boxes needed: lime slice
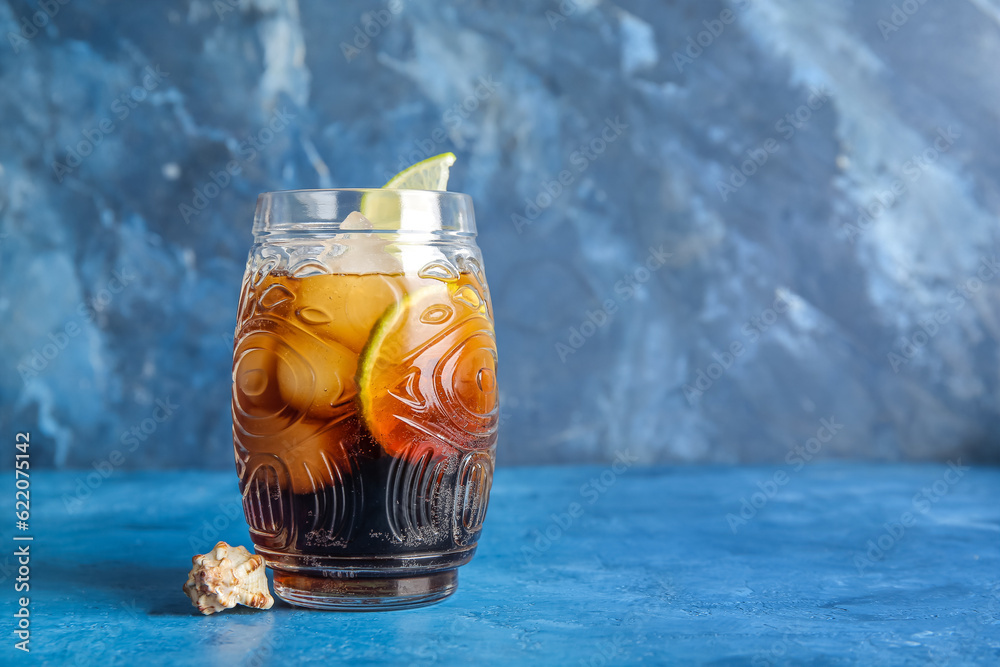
[360,153,457,228]
[357,276,499,461]
[383,152,456,190]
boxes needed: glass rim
[253,188,476,238]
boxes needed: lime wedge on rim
[383,152,456,189]
[360,153,457,228]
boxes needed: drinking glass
[231,189,498,610]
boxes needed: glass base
[272,569,458,611]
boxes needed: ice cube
[341,210,374,231]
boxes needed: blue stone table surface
[6,464,1000,666]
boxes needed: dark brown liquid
[241,420,489,556]
[232,267,497,559]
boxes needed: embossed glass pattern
[231,189,498,609]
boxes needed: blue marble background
[1,0,999,469]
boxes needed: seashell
[182,541,274,615]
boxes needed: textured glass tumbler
[231,189,499,610]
